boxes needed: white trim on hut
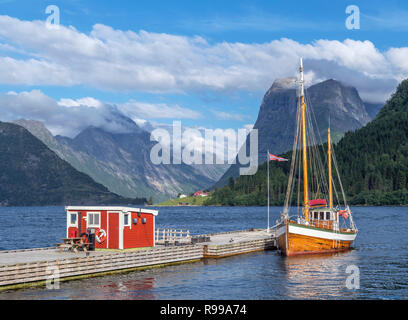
[65,206,158,216]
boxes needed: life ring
[96,229,107,243]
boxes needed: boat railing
[311,220,334,230]
[294,216,339,231]
[277,215,339,231]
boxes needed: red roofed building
[193,190,209,197]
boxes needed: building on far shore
[193,190,209,197]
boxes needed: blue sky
[0,0,408,136]
[2,0,407,47]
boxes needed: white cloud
[0,88,252,163]
[146,121,252,163]
[0,15,407,102]
[0,90,139,137]
[0,90,203,137]
[119,100,202,120]
[386,48,408,73]
[58,97,103,108]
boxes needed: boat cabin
[307,199,339,230]
[65,206,158,249]
[309,208,338,230]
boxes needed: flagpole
[267,150,270,233]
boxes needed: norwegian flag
[269,154,288,162]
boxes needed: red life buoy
[96,229,107,243]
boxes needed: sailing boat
[274,58,358,256]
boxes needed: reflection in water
[101,277,156,300]
[0,251,361,300]
[279,251,360,299]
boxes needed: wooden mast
[300,58,309,221]
[328,124,333,209]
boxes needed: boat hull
[276,221,357,256]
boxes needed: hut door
[108,212,120,249]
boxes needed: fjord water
[0,206,407,299]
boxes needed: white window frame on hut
[66,211,78,238]
[123,213,130,227]
[87,212,101,228]
[68,212,78,227]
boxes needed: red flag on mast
[269,154,288,162]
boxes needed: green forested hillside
[206,79,408,206]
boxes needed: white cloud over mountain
[0,15,406,102]
[0,90,201,137]
[0,90,249,163]
[119,100,202,121]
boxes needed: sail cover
[309,199,327,207]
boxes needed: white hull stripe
[275,223,356,242]
[289,225,357,241]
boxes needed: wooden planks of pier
[202,229,276,258]
[0,229,276,290]
[0,245,202,289]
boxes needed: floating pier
[0,229,276,290]
[202,229,276,258]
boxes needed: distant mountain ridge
[15,117,225,203]
[214,78,373,189]
[13,119,147,200]
[0,121,145,206]
[10,78,379,202]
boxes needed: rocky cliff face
[14,119,142,200]
[58,126,215,202]
[214,78,372,188]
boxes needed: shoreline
[1,204,408,208]
[150,204,408,208]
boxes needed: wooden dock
[202,229,276,258]
[0,229,276,290]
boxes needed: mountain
[206,79,408,206]
[57,126,216,202]
[15,117,220,202]
[214,78,372,189]
[0,121,146,206]
[13,119,148,201]
[364,102,384,119]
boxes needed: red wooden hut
[65,206,158,249]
